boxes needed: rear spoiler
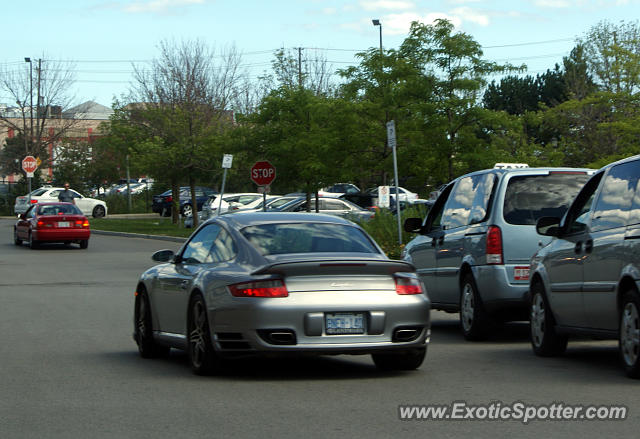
[251,258,416,276]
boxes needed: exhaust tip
[258,329,297,345]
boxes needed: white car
[14,186,108,218]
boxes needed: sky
[2,0,639,108]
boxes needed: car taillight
[76,220,90,227]
[30,199,38,204]
[486,225,503,265]
[228,279,289,298]
[394,276,424,295]
[166,196,173,203]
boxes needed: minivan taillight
[228,279,289,298]
[486,225,503,264]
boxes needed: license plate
[57,221,70,228]
[325,312,364,335]
[514,266,529,281]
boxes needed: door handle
[584,239,593,253]
[180,280,189,290]
[431,236,444,246]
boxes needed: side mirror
[536,216,561,237]
[404,217,423,233]
[19,214,26,220]
[152,249,175,262]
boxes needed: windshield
[241,223,379,255]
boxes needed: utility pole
[25,58,33,152]
[297,47,303,88]
[36,59,41,139]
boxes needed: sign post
[250,161,276,211]
[217,154,233,215]
[386,120,402,245]
[22,156,38,204]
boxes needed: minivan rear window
[503,173,591,225]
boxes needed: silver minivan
[529,155,640,378]
[403,166,593,340]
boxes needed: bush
[104,191,154,214]
[358,205,429,259]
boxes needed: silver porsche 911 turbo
[133,212,430,375]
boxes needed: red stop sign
[22,156,38,174]
[250,161,276,186]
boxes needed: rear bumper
[33,229,90,242]
[474,264,529,316]
[206,291,431,355]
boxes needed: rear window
[31,188,49,196]
[37,204,83,215]
[503,173,591,225]
[241,223,379,256]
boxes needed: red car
[14,202,91,249]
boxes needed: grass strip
[90,218,194,238]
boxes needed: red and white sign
[250,161,276,186]
[22,155,38,175]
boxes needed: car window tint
[181,224,222,264]
[564,172,603,235]
[469,174,496,224]
[31,188,48,196]
[324,200,345,210]
[210,228,237,263]
[241,223,379,255]
[71,190,82,198]
[629,175,640,226]
[503,172,591,225]
[50,190,61,197]
[591,161,639,231]
[441,176,474,229]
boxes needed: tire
[181,204,193,218]
[619,290,640,379]
[459,274,491,341]
[187,294,222,375]
[372,347,427,371]
[28,232,39,249]
[92,205,106,218]
[14,228,22,246]
[134,288,170,358]
[79,239,89,249]
[529,282,568,357]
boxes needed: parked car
[318,183,362,198]
[185,193,265,227]
[151,187,217,217]
[529,155,640,378]
[14,202,90,249]
[133,212,430,374]
[14,186,108,218]
[402,166,594,340]
[274,197,375,222]
[367,186,420,204]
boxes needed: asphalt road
[0,218,637,439]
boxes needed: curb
[91,229,187,243]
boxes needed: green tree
[398,19,523,182]
[580,20,640,94]
[122,39,244,226]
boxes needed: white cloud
[124,0,205,14]
[533,0,571,8]
[359,1,416,11]
[322,7,337,15]
[381,11,462,35]
[450,6,490,26]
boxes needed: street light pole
[372,19,382,55]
